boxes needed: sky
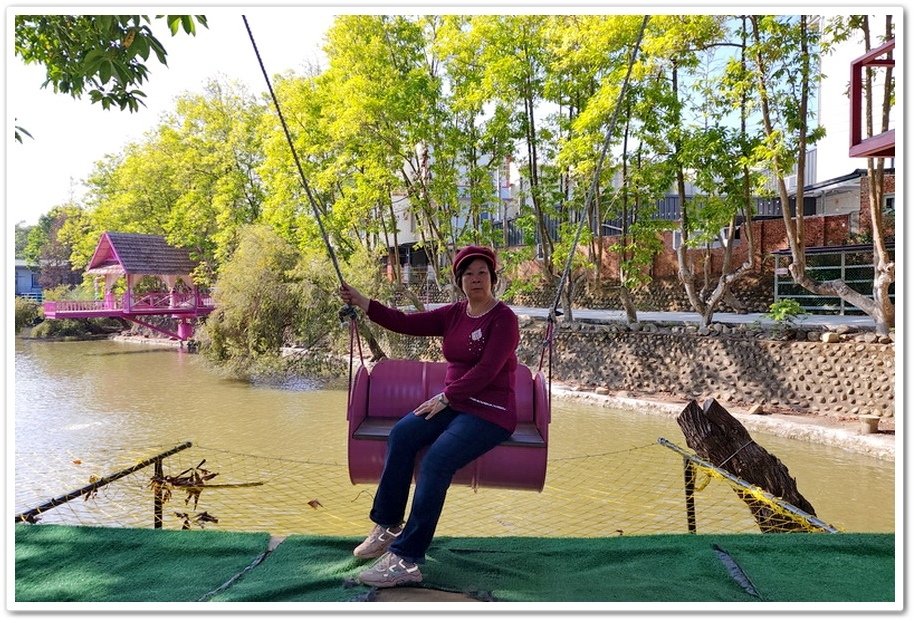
[5,3,906,235]
[7,3,894,230]
[7,1,657,230]
[8,7,339,228]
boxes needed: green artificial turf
[15,524,270,602]
[417,533,896,602]
[208,535,368,602]
[14,525,895,604]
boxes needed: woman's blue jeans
[368,408,511,564]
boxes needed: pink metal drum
[346,359,549,491]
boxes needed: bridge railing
[130,291,176,310]
[43,291,216,317]
[43,300,113,315]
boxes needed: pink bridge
[42,232,215,341]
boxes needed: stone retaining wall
[387,323,895,422]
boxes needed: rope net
[15,438,836,537]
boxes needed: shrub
[31,317,125,339]
[766,299,805,323]
[204,224,307,365]
[14,297,42,334]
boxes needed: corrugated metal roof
[88,232,197,275]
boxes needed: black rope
[548,15,650,318]
[242,15,347,289]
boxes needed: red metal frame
[849,39,895,158]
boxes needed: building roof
[86,232,197,276]
[772,237,894,256]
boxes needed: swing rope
[244,15,366,408]
[539,15,650,404]
[245,14,648,410]
[242,15,348,290]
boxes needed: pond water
[13,338,894,537]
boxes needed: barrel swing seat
[346,359,550,491]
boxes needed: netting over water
[14,438,835,537]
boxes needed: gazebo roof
[86,232,197,276]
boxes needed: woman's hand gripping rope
[338,282,370,312]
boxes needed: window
[883,194,895,219]
[671,227,739,251]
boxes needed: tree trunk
[750,15,893,333]
[619,283,638,324]
[358,323,388,362]
[676,398,818,532]
[560,278,574,323]
[721,289,747,313]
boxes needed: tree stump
[676,398,818,533]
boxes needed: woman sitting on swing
[338,245,520,588]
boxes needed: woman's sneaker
[353,524,403,559]
[358,551,423,588]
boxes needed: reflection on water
[14,339,894,536]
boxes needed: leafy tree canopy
[15,14,208,112]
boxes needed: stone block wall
[385,323,895,421]
[573,274,777,313]
[515,324,894,420]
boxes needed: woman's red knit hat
[452,245,498,279]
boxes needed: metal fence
[489,194,799,248]
[16,292,43,303]
[773,244,895,315]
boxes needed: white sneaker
[358,551,423,588]
[353,524,403,559]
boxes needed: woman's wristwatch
[437,393,449,406]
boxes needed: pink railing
[43,300,114,314]
[44,291,215,317]
[130,291,177,309]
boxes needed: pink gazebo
[42,232,215,341]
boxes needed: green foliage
[204,224,304,367]
[610,218,665,290]
[42,283,96,302]
[14,297,42,333]
[553,221,593,273]
[203,224,393,377]
[14,222,33,257]
[746,15,823,178]
[18,11,883,352]
[15,14,207,112]
[72,80,266,284]
[23,204,85,288]
[499,248,544,300]
[31,317,124,339]
[766,299,805,323]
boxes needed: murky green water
[13,338,894,537]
